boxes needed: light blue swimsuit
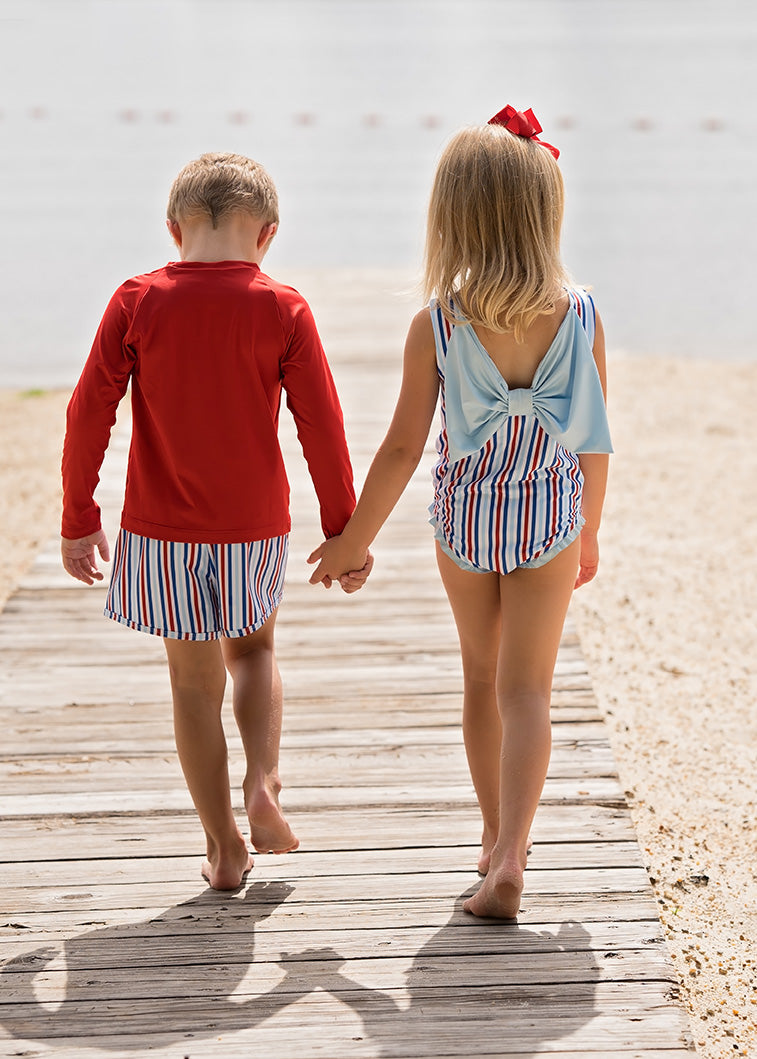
[429,289,613,574]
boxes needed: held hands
[61,530,110,585]
[574,528,599,589]
[338,551,374,594]
[307,536,373,593]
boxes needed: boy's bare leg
[464,539,580,919]
[163,638,253,890]
[435,545,502,874]
[221,613,299,855]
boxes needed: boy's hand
[307,536,370,591]
[61,530,110,585]
[574,528,599,589]
[338,551,374,594]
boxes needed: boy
[61,152,359,890]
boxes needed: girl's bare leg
[435,544,503,874]
[464,539,580,919]
[163,638,252,890]
[221,613,299,855]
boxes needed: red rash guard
[62,261,356,543]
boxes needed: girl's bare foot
[464,859,524,919]
[478,847,493,875]
[478,835,532,876]
[201,833,253,890]
[246,783,299,854]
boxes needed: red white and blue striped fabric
[105,530,288,640]
[429,291,593,574]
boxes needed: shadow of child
[1,880,297,1046]
[278,890,601,1056]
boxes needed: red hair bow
[488,105,560,159]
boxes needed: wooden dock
[0,284,694,1057]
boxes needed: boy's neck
[170,213,276,266]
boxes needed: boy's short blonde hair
[423,125,570,340]
[167,152,279,229]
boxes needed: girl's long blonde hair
[423,124,570,341]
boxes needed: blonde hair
[423,125,570,340]
[167,152,279,229]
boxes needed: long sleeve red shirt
[62,261,355,543]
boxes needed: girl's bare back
[471,292,571,389]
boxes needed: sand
[569,354,757,1057]
[0,390,71,613]
[1,353,755,1057]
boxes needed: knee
[463,665,498,694]
[496,683,551,716]
[167,657,226,699]
[460,644,499,689]
[164,641,226,709]
[222,633,276,677]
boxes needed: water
[1,0,755,386]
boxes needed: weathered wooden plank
[0,742,620,796]
[0,771,619,804]
[0,1044,698,1059]
[1,866,654,916]
[0,776,626,817]
[1,914,664,953]
[1,948,678,1001]
[0,720,611,757]
[0,675,594,704]
[0,625,582,675]
[1,737,613,764]
[1,893,664,940]
[0,982,693,1055]
[0,670,597,707]
[0,842,647,890]
[0,615,586,660]
[0,803,638,860]
[0,628,587,665]
[0,700,604,739]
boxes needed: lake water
[0,0,755,386]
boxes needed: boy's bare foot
[201,834,253,890]
[246,785,299,854]
[464,861,524,919]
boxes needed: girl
[308,107,612,919]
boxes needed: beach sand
[1,351,755,1057]
[0,390,71,614]
[570,354,757,1057]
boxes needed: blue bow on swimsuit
[442,302,614,463]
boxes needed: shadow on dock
[2,881,599,1052]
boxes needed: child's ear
[258,222,277,249]
[166,218,182,247]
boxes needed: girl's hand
[307,536,370,590]
[61,530,110,585]
[574,528,599,588]
[338,551,374,594]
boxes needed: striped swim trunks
[105,529,289,640]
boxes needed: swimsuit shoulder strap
[428,298,455,374]
[567,287,596,348]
